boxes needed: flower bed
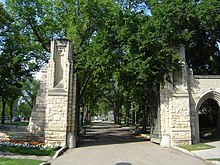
[0,140,60,156]
[0,140,59,150]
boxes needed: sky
[34,71,41,80]
[0,0,5,4]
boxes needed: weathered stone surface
[159,45,220,147]
[28,39,78,147]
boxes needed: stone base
[160,135,171,147]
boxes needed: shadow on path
[77,122,147,148]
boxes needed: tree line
[0,0,219,132]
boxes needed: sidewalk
[175,141,220,165]
[192,141,220,165]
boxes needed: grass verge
[0,157,43,165]
[0,146,56,156]
[180,143,215,151]
[1,121,29,126]
[207,158,220,162]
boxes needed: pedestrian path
[51,122,208,165]
[191,141,220,165]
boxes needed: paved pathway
[192,140,220,159]
[51,122,209,165]
[192,140,220,165]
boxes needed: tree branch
[79,71,93,98]
[28,21,50,53]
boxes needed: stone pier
[157,45,220,147]
[29,39,78,147]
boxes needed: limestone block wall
[169,94,191,146]
[160,70,220,146]
[160,83,192,146]
[160,45,192,147]
[189,75,220,143]
[29,67,47,135]
[44,94,68,146]
[191,76,220,98]
[29,39,77,147]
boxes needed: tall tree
[3,0,220,128]
[146,0,220,74]
[0,3,40,123]
[7,86,21,122]
[21,79,40,110]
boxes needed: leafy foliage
[1,0,219,128]
[0,4,42,123]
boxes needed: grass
[180,143,215,151]
[142,133,150,136]
[2,121,29,126]
[0,157,43,165]
[207,158,220,162]
[0,146,56,156]
[0,121,29,126]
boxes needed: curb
[40,146,68,165]
[53,146,68,159]
[140,134,151,140]
[206,161,220,165]
[173,146,220,165]
[173,146,195,157]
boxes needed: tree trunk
[132,111,135,125]
[217,107,220,135]
[114,110,117,124]
[142,106,147,133]
[1,97,7,124]
[84,105,91,123]
[113,104,119,124]
[114,108,120,124]
[81,111,84,127]
[75,72,81,138]
[9,100,14,122]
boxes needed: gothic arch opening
[195,91,220,142]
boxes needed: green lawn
[0,146,56,156]
[180,143,215,151]
[207,158,220,162]
[0,157,43,165]
[2,121,29,126]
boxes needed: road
[51,122,209,165]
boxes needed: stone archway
[158,45,220,147]
[194,91,220,143]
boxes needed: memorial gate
[29,41,220,148]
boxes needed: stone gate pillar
[160,45,192,147]
[29,39,78,147]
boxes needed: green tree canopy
[2,0,219,127]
